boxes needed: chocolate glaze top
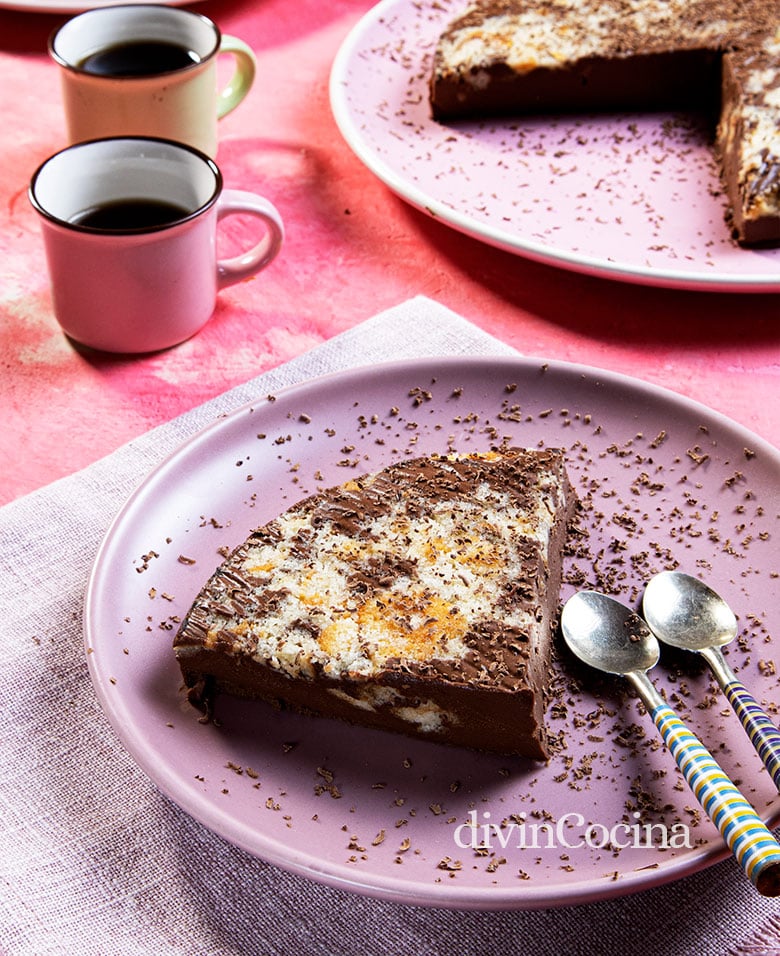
[174,447,577,693]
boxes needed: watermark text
[454,810,692,851]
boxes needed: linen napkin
[1,296,777,956]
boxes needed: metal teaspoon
[643,570,780,795]
[561,589,780,896]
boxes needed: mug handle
[216,36,256,119]
[216,189,284,289]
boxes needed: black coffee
[77,40,200,77]
[70,198,190,231]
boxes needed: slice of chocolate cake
[173,447,577,759]
[429,0,780,246]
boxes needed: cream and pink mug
[29,137,284,354]
[49,5,256,157]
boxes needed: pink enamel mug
[29,137,284,354]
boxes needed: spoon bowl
[560,589,659,675]
[643,570,737,652]
[643,570,780,797]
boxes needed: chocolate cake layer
[174,447,577,759]
[429,0,780,246]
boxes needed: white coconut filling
[439,3,737,77]
[327,686,451,731]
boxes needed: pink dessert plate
[329,0,780,292]
[84,356,780,909]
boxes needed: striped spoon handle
[701,645,780,794]
[629,670,780,896]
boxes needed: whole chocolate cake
[174,447,577,759]
[429,0,780,246]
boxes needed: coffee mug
[49,5,256,157]
[29,137,284,354]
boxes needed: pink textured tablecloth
[0,0,779,506]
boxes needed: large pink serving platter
[85,357,780,908]
[329,0,780,291]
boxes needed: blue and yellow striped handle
[722,679,780,794]
[653,704,780,895]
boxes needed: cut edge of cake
[428,0,780,247]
